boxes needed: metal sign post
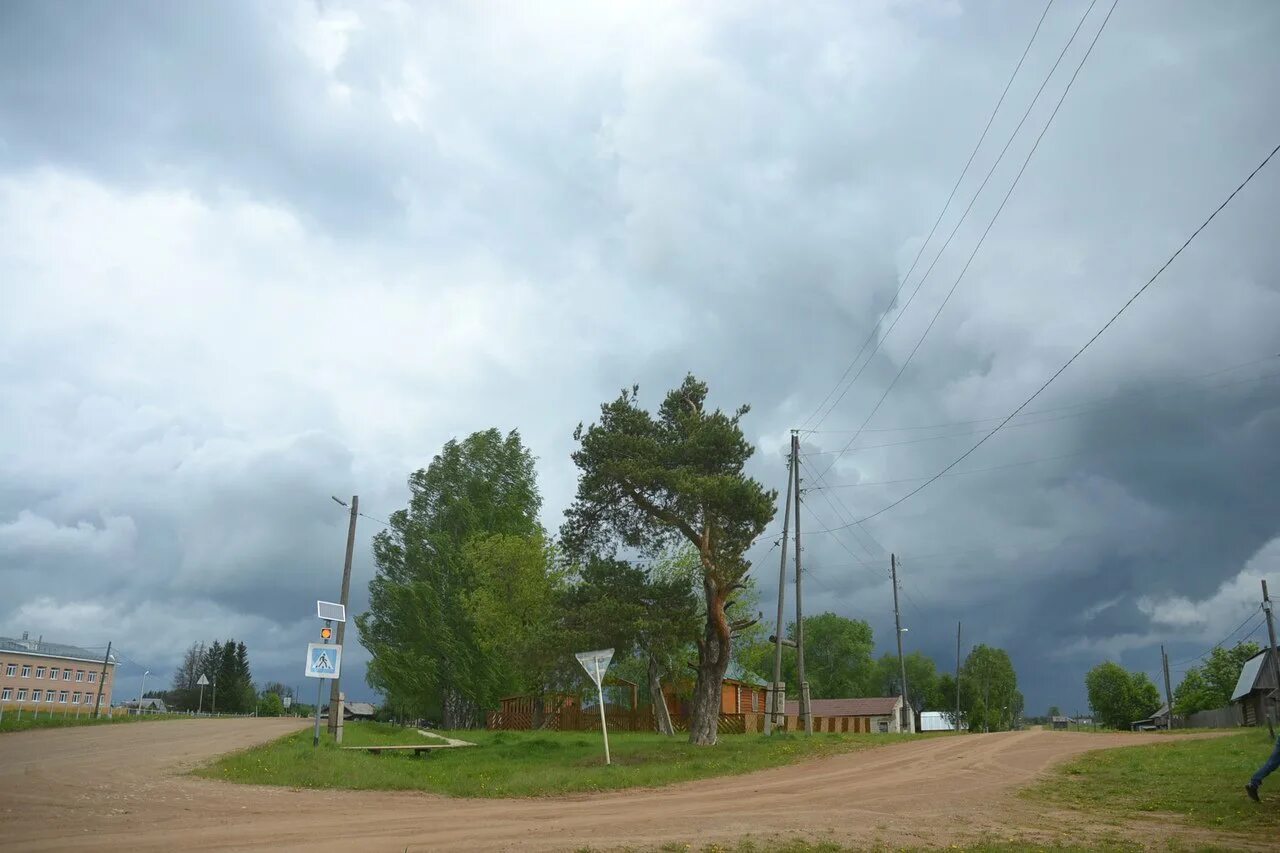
[306,606,344,747]
[196,674,209,715]
[575,648,614,766]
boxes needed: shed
[1232,648,1279,727]
[1050,716,1072,730]
[661,661,769,718]
[784,696,914,733]
[1130,704,1171,731]
[920,710,964,731]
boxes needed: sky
[1,0,1278,715]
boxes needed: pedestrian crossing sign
[305,643,342,679]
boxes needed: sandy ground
[0,719,1245,852]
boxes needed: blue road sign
[305,643,342,679]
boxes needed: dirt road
[0,720,1219,851]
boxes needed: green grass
[0,710,188,733]
[1026,728,1280,832]
[604,837,1209,852]
[196,722,934,797]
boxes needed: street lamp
[137,670,150,716]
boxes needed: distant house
[344,701,377,720]
[784,696,915,733]
[1050,716,1072,730]
[1232,649,1279,727]
[323,700,378,721]
[1130,704,1171,731]
[123,697,167,713]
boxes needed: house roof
[724,661,767,687]
[1232,650,1273,702]
[784,697,902,717]
[345,701,377,716]
[0,636,115,666]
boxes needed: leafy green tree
[1047,705,1061,718]
[1172,666,1217,716]
[257,691,284,717]
[561,376,776,745]
[357,429,542,727]
[960,645,1020,732]
[560,548,702,734]
[739,613,877,701]
[464,532,568,709]
[1203,642,1262,705]
[872,650,941,713]
[1085,662,1161,729]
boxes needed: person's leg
[1248,734,1280,794]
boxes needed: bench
[342,744,442,757]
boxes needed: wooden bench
[342,744,441,757]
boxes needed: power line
[815,0,1118,482]
[801,0,1058,432]
[801,355,1279,437]
[1170,607,1264,669]
[855,137,1280,526]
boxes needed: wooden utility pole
[1263,580,1280,737]
[1160,645,1174,731]
[767,438,794,735]
[91,642,111,718]
[955,621,962,733]
[792,432,811,735]
[329,495,358,741]
[891,554,909,729]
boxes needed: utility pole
[92,642,111,719]
[792,432,811,735]
[891,554,909,730]
[955,621,962,733]
[329,495,358,741]
[767,438,794,735]
[1263,580,1280,737]
[1160,645,1174,731]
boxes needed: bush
[257,692,285,717]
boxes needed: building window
[1,688,11,701]
[59,691,68,703]
[31,689,42,702]
[4,664,14,677]
[16,689,27,701]
[87,671,98,683]
[76,670,84,681]
[21,665,31,677]
[63,668,72,680]
[35,666,46,678]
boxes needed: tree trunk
[648,653,675,736]
[688,580,732,745]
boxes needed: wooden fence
[486,707,749,734]
[1182,705,1243,729]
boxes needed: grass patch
[196,723,934,797]
[616,837,1180,852]
[1026,728,1280,832]
[0,710,188,733]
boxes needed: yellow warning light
[320,626,332,640]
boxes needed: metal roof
[0,636,115,665]
[724,661,767,687]
[1232,650,1269,702]
[785,696,902,717]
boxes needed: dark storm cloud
[1,0,1278,711]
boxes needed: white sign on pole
[575,649,614,686]
[305,643,343,679]
[196,674,209,686]
[575,648,614,765]
[316,600,347,623]
[283,696,293,709]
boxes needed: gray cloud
[1,0,1278,713]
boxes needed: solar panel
[316,600,347,623]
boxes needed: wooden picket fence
[486,706,749,734]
